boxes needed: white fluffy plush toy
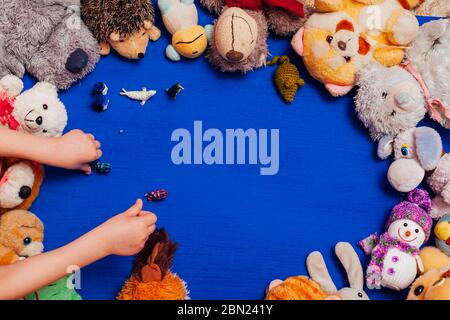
[355,19,450,141]
[0,75,68,137]
[0,75,68,211]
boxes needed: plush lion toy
[292,0,421,97]
[117,228,189,300]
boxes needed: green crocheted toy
[268,56,305,103]
[25,275,82,300]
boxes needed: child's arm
[0,127,102,174]
[0,199,157,300]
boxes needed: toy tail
[133,228,178,282]
[267,56,290,66]
[120,89,127,96]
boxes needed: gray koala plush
[355,19,450,141]
[0,0,99,90]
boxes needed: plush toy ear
[325,83,354,97]
[291,27,305,56]
[32,82,58,97]
[110,32,121,42]
[335,242,364,290]
[414,127,443,171]
[377,135,394,159]
[306,251,338,294]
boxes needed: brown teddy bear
[0,210,44,266]
[200,0,311,73]
[81,0,161,60]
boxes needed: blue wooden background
[23,9,445,300]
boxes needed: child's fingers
[139,211,158,227]
[94,140,101,149]
[87,134,95,141]
[124,199,143,217]
[81,164,92,175]
[96,149,103,159]
[147,224,156,235]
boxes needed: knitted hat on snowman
[386,189,433,241]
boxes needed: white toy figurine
[360,189,433,291]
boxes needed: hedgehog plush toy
[81,0,161,60]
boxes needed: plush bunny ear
[306,251,337,294]
[414,127,443,171]
[335,242,364,290]
[377,135,394,159]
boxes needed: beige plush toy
[407,247,450,300]
[0,210,44,266]
[291,0,421,97]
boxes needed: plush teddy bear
[0,0,99,90]
[81,0,161,60]
[291,0,420,97]
[158,0,214,62]
[267,242,369,300]
[355,19,450,141]
[407,247,450,300]
[200,0,310,73]
[378,126,450,219]
[359,189,433,291]
[0,75,67,213]
[435,215,450,256]
[0,210,44,265]
[117,228,189,300]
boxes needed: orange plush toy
[117,229,189,300]
[265,276,329,300]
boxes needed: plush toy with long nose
[359,189,433,291]
[378,126,450,219]
[355,19,450,141]
[200,0,310,73]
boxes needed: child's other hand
[98,199,157,256]
[52,129,102,174]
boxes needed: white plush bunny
[306,242,369,300]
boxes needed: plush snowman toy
[360,189,433,291]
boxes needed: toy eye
[415,229,419,233]
[42,129,47,133]
[382,92,388,99]
[358,292,363,298]
[326,35,333,43]
[344,56,351,62]
[401,147,409,156]
[403,223,408,227]
[43,104,48,110]
[23,237,32,245]
[414,285,424,296]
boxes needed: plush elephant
[378,127,450,219]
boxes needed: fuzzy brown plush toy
[200,0,311,73]
[117,228,189,300]
[0,210,44,265]
[81,0,161,60]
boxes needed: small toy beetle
[90,161,112,174]
[145,189,168,202]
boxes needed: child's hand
[97,199,157,256]
[51,129,102,174]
